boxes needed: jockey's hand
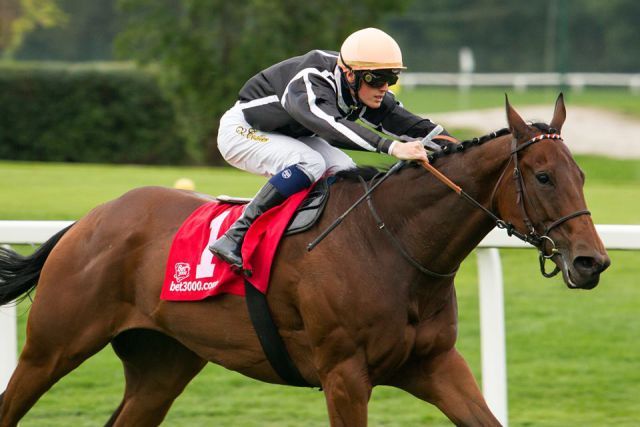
[390,140,429,163]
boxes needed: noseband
[499,133,591,277]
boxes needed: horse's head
[494,94,610,289]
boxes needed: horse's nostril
[575,256,595,270]
[574,255,610,274]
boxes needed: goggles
[360,70,400,88]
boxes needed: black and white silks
[237,50,441,155]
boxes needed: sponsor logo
[282,169,292,179]
[235,126,269,143]
[169,280,219,292]
[174,262,190,283]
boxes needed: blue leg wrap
[268,165,313,197]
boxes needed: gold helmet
[339,27,405,71]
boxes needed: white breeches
[217,103,356,181]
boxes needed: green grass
[2,155,639,426]
[1,162,265,220]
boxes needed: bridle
[361,131,591,279]
[494,132,591,277]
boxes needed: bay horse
[0,95,609,426]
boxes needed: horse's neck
[378,135,512,278]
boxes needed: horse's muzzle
[562,251,611,289]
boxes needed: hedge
[0,63,186,164]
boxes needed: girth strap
[244,279,312,387]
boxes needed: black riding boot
[209,182,286,268]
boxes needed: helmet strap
[339,52,362,106]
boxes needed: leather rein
[362,132,591,279]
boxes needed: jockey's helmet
[338,27,405,72]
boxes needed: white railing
[1,221,639,426]
[0,221,74,392]
[475,224,640,425]
[401,72,640,92]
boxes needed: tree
[0,0,66,57]
[14,0,122,61]
[386,0,640,73]
[115,0,409,165]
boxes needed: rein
[310,130,591,281]
[423,132,590,278]
[356,131,591,280]
[358,175,458,279]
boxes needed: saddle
[216,177,330,236]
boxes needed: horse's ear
[505,94,528,139]
[550,92,566,133]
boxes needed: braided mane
[335,123,554,182]
[427,128,510,162]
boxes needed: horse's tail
[0,224,73,305]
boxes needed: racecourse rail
[400,72,640,92]
[1,221,639,426]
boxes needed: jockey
[210,27,450,268]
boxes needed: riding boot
[209,182,286,268]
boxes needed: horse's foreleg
[392,349,501,427]
[106,329,207,427]
[320,356,371,427]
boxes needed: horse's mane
[335,123,553,182]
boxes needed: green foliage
[11,0,640,74]
[9,1,639,165]
[387,0,640,72]
[114,0,411,164]
[0,62,186,164]
[14,0,121,61]
[0,0,67,56]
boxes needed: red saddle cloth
[160,188,312,301]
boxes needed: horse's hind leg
[0,314,111,426]
[106,329,206,427]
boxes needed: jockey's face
[345,70,388,109]
[358,78,388,109]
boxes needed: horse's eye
[536,172,551,184]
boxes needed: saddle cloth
[160,183,327,301]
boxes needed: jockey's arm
[361,92,451,142]
[282,74,396,154]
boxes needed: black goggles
[360,70,400,88]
